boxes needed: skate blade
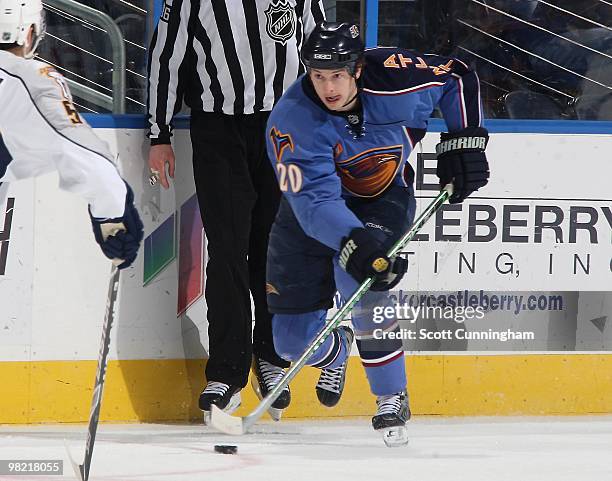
[203,392,241,426]
[251,377,284,421]
[380,426,409,447]
[267,407,283,422]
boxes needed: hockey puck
[214,444,237,454]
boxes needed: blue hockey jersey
[266,47,484,251]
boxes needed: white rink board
[403,133,612,291]
[0,129,203,362]
[0,129,610,362]
[0,179,35,360]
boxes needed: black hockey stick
[210,185,453,435]
[66,225,124,481]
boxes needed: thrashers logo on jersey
[265,0,296,45]
[335,145,403,197]
[269,126,294,162]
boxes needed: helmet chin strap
[340,84,359,109]
[24,34,42,59]
[23,18,46,59]
[23,39,35,59]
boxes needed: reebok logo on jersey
[436,136,487,155]
[265,0,296,46]
[339,239,357,270]
[365,222,393,235]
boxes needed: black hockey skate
[251,356,291,421]
[316,326,354,407]
[199,381,241,425]
[372,390,411,447]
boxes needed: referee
[146,0,324,420]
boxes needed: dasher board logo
[265,0,296,45]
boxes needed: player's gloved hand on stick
[339,228,408,292]
[436,126,490,204]
[90,183,144,269]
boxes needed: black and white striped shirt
[148,0,324,144]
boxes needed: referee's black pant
[190,111,289,388]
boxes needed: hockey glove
[436,126,490,204]
[339,228,408,292]
[90,183,144,269]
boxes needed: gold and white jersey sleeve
[0,51,126,219]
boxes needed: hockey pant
[272,258,406,396]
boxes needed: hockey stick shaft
[78,265,120,481]
[240,187,452,431]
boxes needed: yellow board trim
[1,355,611,424]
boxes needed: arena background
[1,0,611,423]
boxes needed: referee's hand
[148,144,175,189]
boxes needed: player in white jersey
[0,0,143,267]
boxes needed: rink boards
[0,118,611,423]
[1,355,612,423]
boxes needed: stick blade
[209,405,245,435]
[63,440,85,481]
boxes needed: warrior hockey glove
[436,126,490,204]
[90,183,144,269]
[339,228,408,292]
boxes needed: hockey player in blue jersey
[265,22,489,446]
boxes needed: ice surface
[0,416,611,481]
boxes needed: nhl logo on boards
[265,0,296,45]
